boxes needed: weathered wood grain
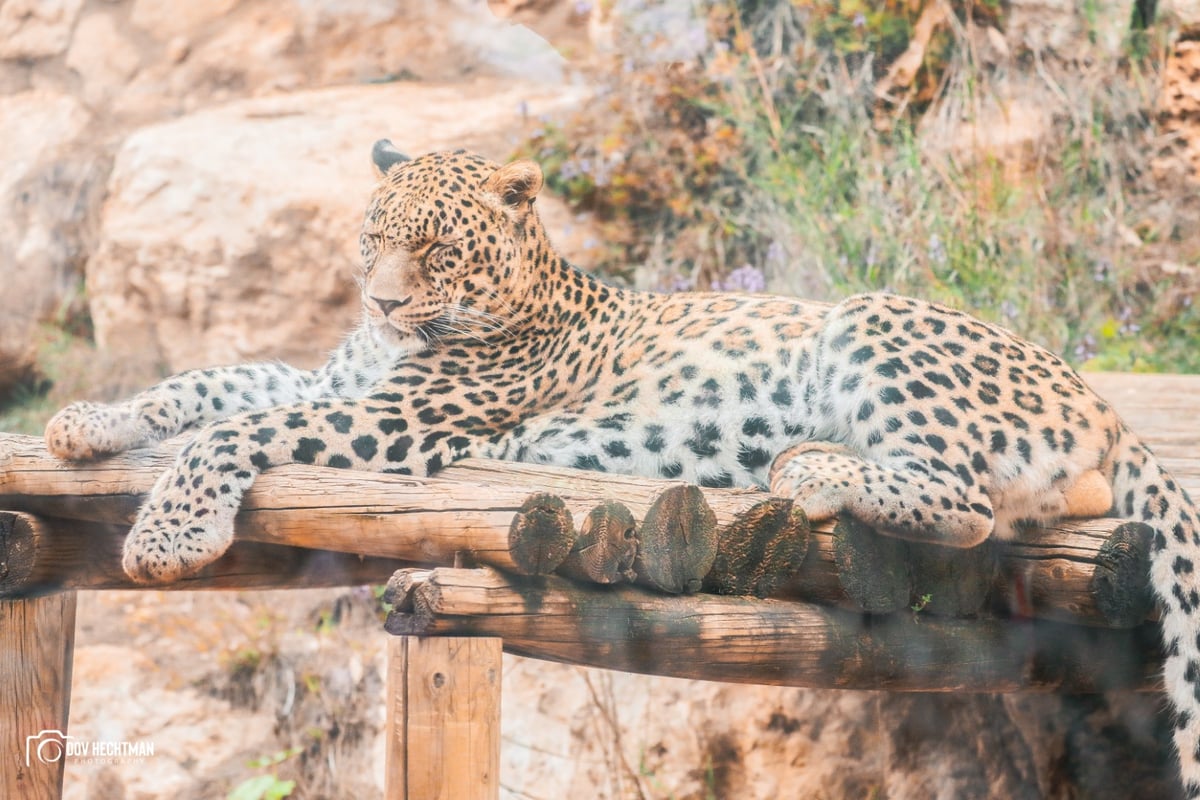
[0,372,1195,626]
[0,591,76,800]
[383,567,1163,693]
[0,435,795,590]
[385,636,501,800]
[0,510,418,595]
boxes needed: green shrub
[522,0,1199,372]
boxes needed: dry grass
[521,0,1200,371]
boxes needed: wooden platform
[0,370,1196,799]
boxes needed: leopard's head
[359,141,548,352]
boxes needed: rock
[499,656,884,799]
[128,0,241,39]
[65,12,143,108]
[488,0,593,64]
[932,80,1052,177]
[0,0,85,60]
[1162,0,1200,25]
[86,80,588,371]
[112,0,577,123]
[1006,0,1128,56]
[63,643,279,800]
[0,90,100,392]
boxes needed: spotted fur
[44,144,1200,794]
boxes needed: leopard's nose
[371,295,412,316]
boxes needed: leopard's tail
[1108,423,1200,797]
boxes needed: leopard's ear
[483,159,543,220]
[372,139,410,177]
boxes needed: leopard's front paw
[769,465,846,523]
[768,442,861,523]
[44,401,136,461]
[122,507,234,584]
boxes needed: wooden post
[385,636,502,800]
[0,591,76,800]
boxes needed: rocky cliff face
[0,0,588,378]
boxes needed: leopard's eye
[360,233,382,272]
[361,233,383,251]
[425,240,460,262]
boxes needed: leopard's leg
[768,441,995,548]
[45,324,393,461]
[1044,469,1114,518]
[45,363,322,461]
[122,395,470,583]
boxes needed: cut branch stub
[633,485,717,594]
[558,501,638,584]
[0,511,55,592]
[1090,521,1155,628]
[507,493,575,575]
[383,568,436,635]
[833,514,910,613]
[704,499,810,597]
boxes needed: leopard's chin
[368,318,430,356]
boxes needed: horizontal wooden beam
[383,567,1163,693]
[0,433,1166,628]
[0,434,801,595]
[0,510,415,595]
[780,515,1156,628]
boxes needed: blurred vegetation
[519,0,1200,372]
[2,0,1196,437]
[0,294,155,434]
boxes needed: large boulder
[86,79,588,371]
[66,0,576,124]
[0,89,101,398]
[0,0,85,61]
[0,0,592,395]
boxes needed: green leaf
[226,775,296,800]
[266,779,297,800]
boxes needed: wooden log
[557,501,638,584]
[448,461,799,595]
[830,515,911,613]
[0,435,790,583]
[0,432,1173,624]
[777,515,1155,628]
[632,484,717,594]
[385,635,501,800]
[818,515,999,617]
[704,499,810,597]
[0,510,417,597]
[506,493,575,576]
[997,520,1155,628]
[0,591,76,800]
[383,567,1162,693]
[908,536,999,617]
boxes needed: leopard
[44,141,1200,794]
